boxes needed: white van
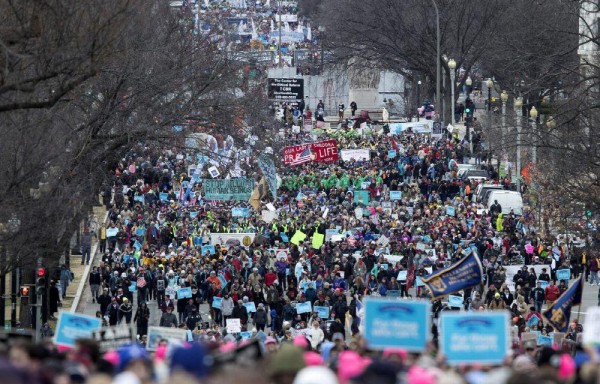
[486,190,524,215]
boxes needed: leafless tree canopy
[0,0,259,273]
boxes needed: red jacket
[545,285,560,301]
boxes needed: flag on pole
[542,275,583,332]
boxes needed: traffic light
[36,267,47,296]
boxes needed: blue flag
[421,249,484,299]
[542,275,583,332]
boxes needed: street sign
[268,78,304,102]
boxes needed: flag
[421,249,484,299]
[543,275,583,332]
[390,138,399,151]
[290,146,312,165]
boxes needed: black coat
[49,286,60,314]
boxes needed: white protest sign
[226,318,242,333]
[208,166,220,178]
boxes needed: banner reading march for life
[421,249,484,299]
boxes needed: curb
[71,211,109,313]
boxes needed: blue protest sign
[218,274,228,289]
[281,233,289,243]
[189,211,198,219]
[202,178,254,201]
[354,190,370,204]
[243,302,256,313]
[134,195,144,203]
[212,297,223,309]
[538,334,553,346]
[526,315,539,328]
[159,193,169,201]
[232,208,250,217]
[54,312,102,347]
[177,287,192,299]
[314,306,330,319]
[240,331,254,341]
[129,282,137,292]
[448,295,464,308]
[416,277,425,287]
[361,182,370,190]
[201,245,216,255]
[440,312,509,365]
[556,269,571,281]
[135,227,145,237]
[397,270,407,281]
[388,150,397,159]
[538,280,549,289]
[296,301,312,314]
[364,299,430,351]
[390,191,402,200]
[446,206,456,216]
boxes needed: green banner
[202,178,254,201]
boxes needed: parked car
[486,190,524,215]
[475,183,504,203]
[462,169,489,183]
[457,164,478,178]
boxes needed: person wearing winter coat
[489,293,506,310]
[309,320,325,350]
[159,307,178,328]
[221,294,235,325]
[133,302,150,337]
[254,303,269,331]
[119,298,133,324]
[106,298,120,326]
[231,300,249,325]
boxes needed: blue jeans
[81,246,91,264]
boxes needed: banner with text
[282,140,339,166]
[210,233,256,248]
[202,178,254,201]
[340,149,370,162]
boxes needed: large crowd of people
[2,112,599,383]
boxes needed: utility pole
[278,0,282,68]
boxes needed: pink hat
[558,354,576,380]
[293,335,309,349]
[103,350,120,366]
[407,366,435,384]
[337,351,370,384]
[155,345,167,362]
[303,351,324,366]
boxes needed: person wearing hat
[268,344,306,384]
[159,306,178,328]
[255,303,269,332]
[119,297,133,324]
[488,292,506,310]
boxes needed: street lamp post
[430,0,441,120]
[466,76,472,97]
[514,97,523,192]
[416,79,422,121]
[486,79,493,166]
[448,59,457,124]
[500,90,509,176]
[278,0,282,68]
[530,106,538,164]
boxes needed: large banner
[388,121,433,135]
[340,149,370,162]
[282,140,339,166]
[202,178,254,200]
[268,78,304,102]
[210,233,256,248]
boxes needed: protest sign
[446,206,456,216]
[210,233,255,248]
[177,287,192,299]
[538,280,549,289]
[390,191,402,200]
[556,269,571,281]
[243,302,257,313]
[147,327,187,351]
[296,301,312,314]
[448,295,464,308]
[314,306,330,319]
[325,229,339,242]
[232,208,250,217]
[388,150,397,159]
[159,193,169,201]
[340,149,370,162]
[258,153,279,200]
[208,166,220,178]
[290,230,307,246]
[240,331,254,341]
[538,334,553,346]
[226,319,242,333]
[583,307,600,346]
[202,179,254,201]
[282,140,339,165]
[526,315,539,328]
[354,190,369,204]
[106,228,118,237]
[212,297,223,309]
[201,245,216,255]
[92,326,135,352]
[261,210,278,223]
[364,299,430,351]
[54,312,102,348]
[440,312,509,365]
[397,270,407,281]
